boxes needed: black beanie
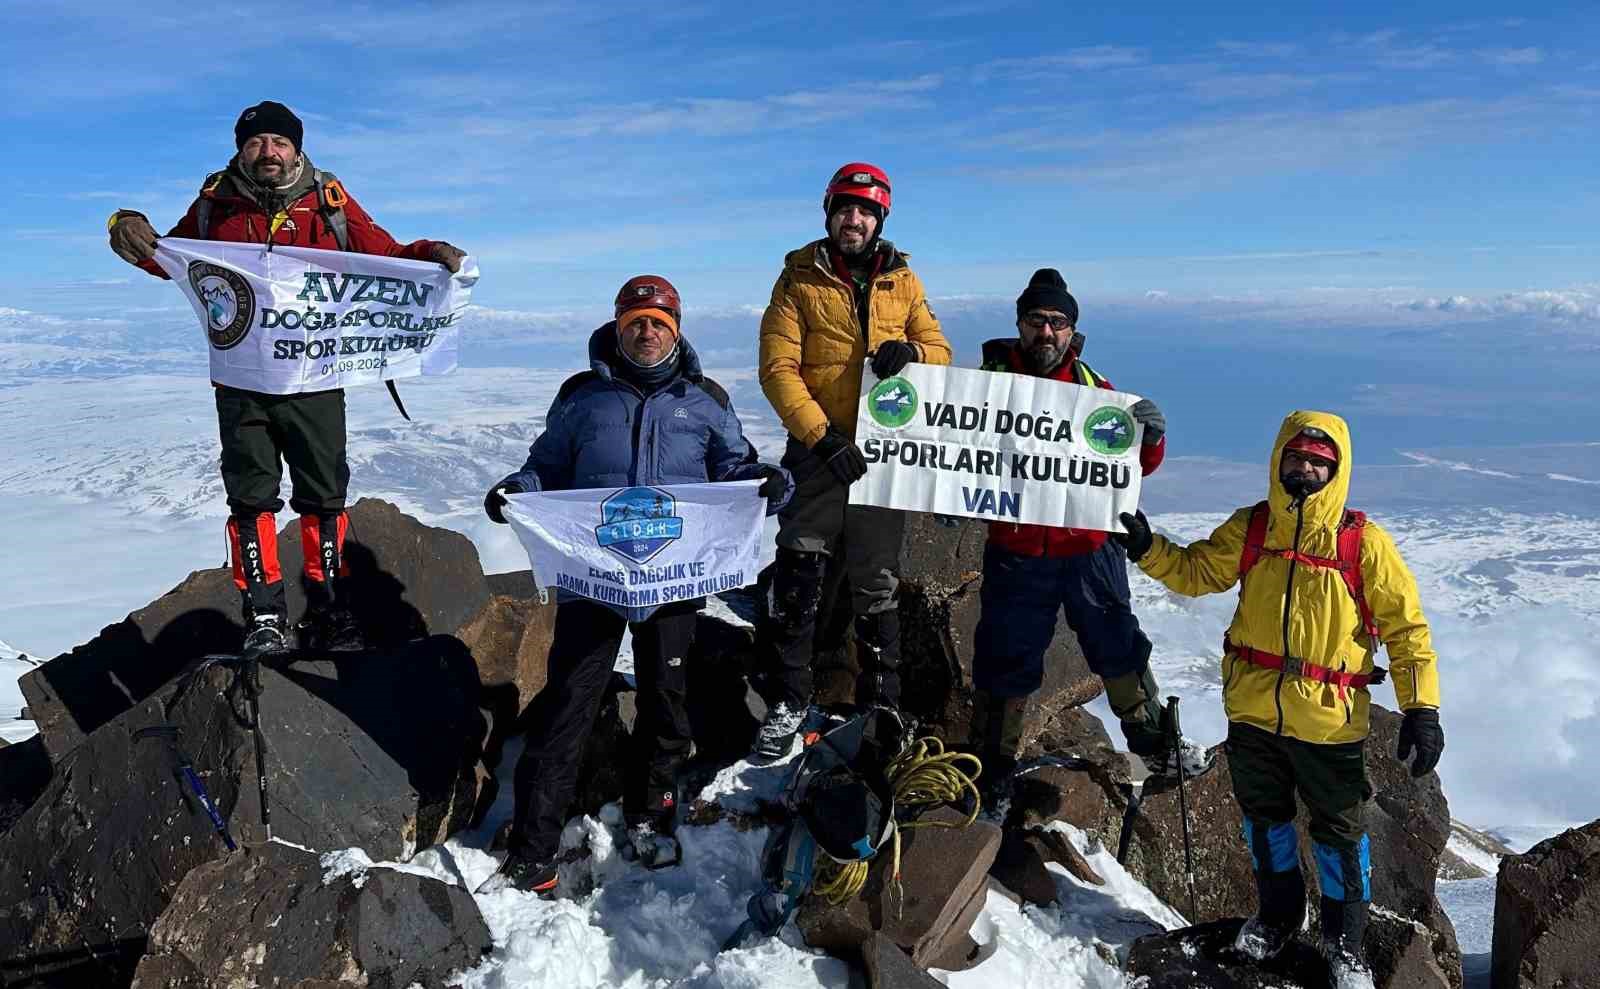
[235,101,303,151]
[1015,268,1079,324]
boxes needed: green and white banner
[154,237,477,394]
[848,363,1146,531]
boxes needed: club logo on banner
[504,481,766,618]
[187,261,255,350]
[868,376,918,429]
[153,237,477,395]
[1085,405,1136,455]
[595,487,685,564]
[849,363,1148,532]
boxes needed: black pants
[1227,720,1374,909]
[509,598,699,863]
[764,437,905,709]
[216,385,349,516]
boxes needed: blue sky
[2,1,1597,458]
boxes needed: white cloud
[1398,287,1600,321]
[1481,47,1544,66]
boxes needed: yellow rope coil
[810,736,984,908]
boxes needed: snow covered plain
[3,339,1597,984]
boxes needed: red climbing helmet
[614,275,682,322]
[823,162,892,219]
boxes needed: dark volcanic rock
[860,931,949,988]
[1491,817,1600,989]
[0,734,50,838]
[1126,912,1452,989]
[1092,706,1461,986]
[19,499,491,760]
[0,642,486,970]
[799,806,1002,968]
[895,514,1101,743]
[130,842,490,988]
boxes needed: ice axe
[1166,695,1198,921]
[134,725,237,852]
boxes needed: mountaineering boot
[298,511,364,652]
[753,701,806,760]
[1107,665,1217,781]
[229,511,291,658]
[1317,840,1374,988]
[475,847,587,897]
[1140,736,1217,781]
[1234,866,1308,961]
[622,817,683,870]
[242,611,291,661]
[1326,947,1377,989]
[298,580,363,653]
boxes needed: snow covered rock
[1490,817,1600,988]
[989,827,1106,907]
[19,498,492,761]
[0,645,487,974]
[798,805,1002,969]
[1125,912,1454,989]
[129,842,490,988]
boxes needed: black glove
[1114,510,1153,562]
[109,211,159,264]
[1130,398,1165,446]
[484,482,521,524]
[1396,708,1444,778]
[869,340,917,380]
[811,427,869,485]
[933,514,963,528]
[756,466,787,511]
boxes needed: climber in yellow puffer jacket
[1113,410,1444,988]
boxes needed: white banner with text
[154,237,477,393]
[848,363,1145,531]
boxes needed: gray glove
[109,211,159,264]
[431,242,467,273]
[1130,398,1165,446]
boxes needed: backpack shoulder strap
[195,170,228,239]
[1238,501,1271,582]
[1339,510,1380,640]
[311,168,351,252]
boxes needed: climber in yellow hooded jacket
[1113,410,1444,988]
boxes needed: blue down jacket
[500,325,793,618]
[502,325,792,500]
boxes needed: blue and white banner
[849,363,1146,531]
[153,237,477,394]
[504,481,765,618]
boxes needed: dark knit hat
[1016,268,1079,324]
[235,101,303,151]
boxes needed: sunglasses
[1022,313,1073,331]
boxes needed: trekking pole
[1166,695,1198,921]
[241,656,272,843]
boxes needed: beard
[1022,339,1067,374]
[1280,472,1331,500]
